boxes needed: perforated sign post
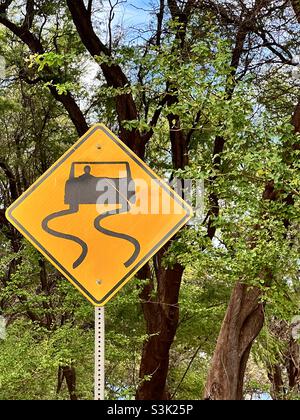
[6,124,193,400]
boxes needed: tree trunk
[136,248,184,400]
[204,283,265,400]
[268,365,285,400]
[57,365,78,401]
[136,111,189,400]
[287,337,300,392]
[267,321,300,399]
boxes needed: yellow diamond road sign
[6,124,192,306]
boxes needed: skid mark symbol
[42,162,140,269]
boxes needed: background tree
[0,0,299,400]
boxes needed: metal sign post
[94,306,105,400]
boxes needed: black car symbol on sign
[42,162,140,269]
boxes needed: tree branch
[171,339,207,399]
[156,0,165,46]
[0,5,88,136]
[0,161,18,201]
[22,0,35,30]
[66,0,110,58]
[87,0,93,16]
[292,100,300,135]
[168,0,180,18]
[66,0,148,154]
[291,0,300,22]
[255,29,294,65]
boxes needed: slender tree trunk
[268,365,285,400]
[136,248,184,400]
[136,123,189,400]
[57,365,78,401]
[267,321,300,399]
[288,337,300,392]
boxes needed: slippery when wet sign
[6,124,192,306]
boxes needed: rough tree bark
[136,256,184,400]
[204,284,265,400]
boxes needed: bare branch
[255,29,294,65]
[107,0,117,54]
[0,11,44,54]
[203,0,239,25]
[22,0,35,30]
[66,0,148,154]
[156,0,165,46]
[171,339,207,399]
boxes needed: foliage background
[0,0,299,400]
